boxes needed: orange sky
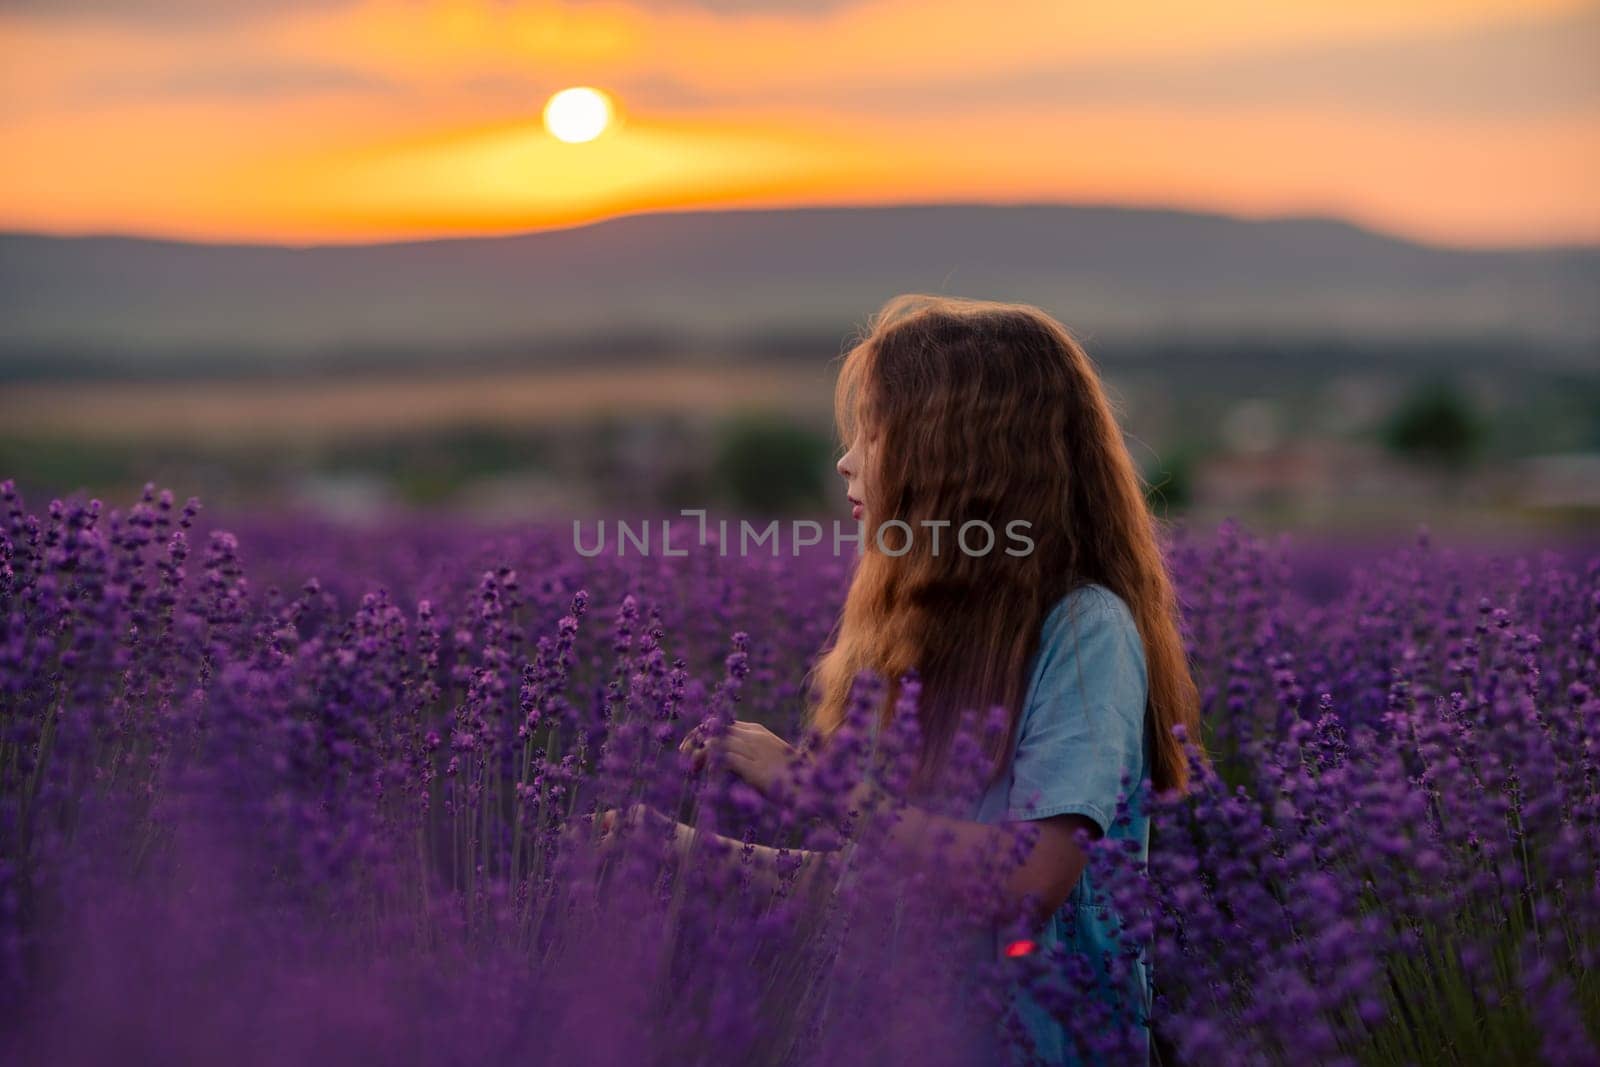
[1,0,1596,247]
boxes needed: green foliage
[711,414,833,515]
[0,435,139,489]
[323,425,548,483]
[1381,379,1487,469]
[1143,449,1195,516]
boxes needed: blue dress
[967,583,1154,1065]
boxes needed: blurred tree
[1142,449,1194,517]
[1381,379,1487,469]
[713,414,833,514]
[0,436,137,493]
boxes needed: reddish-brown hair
[806,293,1204,795]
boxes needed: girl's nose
[836,452,853,478]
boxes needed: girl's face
[835,423,877,524]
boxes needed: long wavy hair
[805,293,1203,796]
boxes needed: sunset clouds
[2,0,1595,245]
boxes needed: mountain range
[2,203,1595,378]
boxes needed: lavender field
[2,479,1597,1066]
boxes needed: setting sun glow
[543,88,614,145]
[0,1,1593,245]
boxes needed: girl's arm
[676,722,1096,922]
[604,787,1093,926]
[600,803,849,900]
[874,799,1097,925]
[807,773,1098,924]
[723,834,850,900]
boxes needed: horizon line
[5,197,1597,258]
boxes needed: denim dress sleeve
[1006,584,1149,833]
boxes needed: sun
[542,87,614,144]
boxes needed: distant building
[290,472,394,524]
[1503,453,1600,512]
[1191,438,1447,522]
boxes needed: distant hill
[1,203,1595,377]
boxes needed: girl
[609,293,1203,1064]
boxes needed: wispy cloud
[0,0,353,27]
[453,71,717,110]
[0,0,861,24]
[565,0,862,13]
[75,62,400,103]
[691,5,1600,120]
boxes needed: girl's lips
[850,501,863,521]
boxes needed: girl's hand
[595,803,700,865]
[595,802,659,844]
[680,719,802,796]
[554,803,654,853]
